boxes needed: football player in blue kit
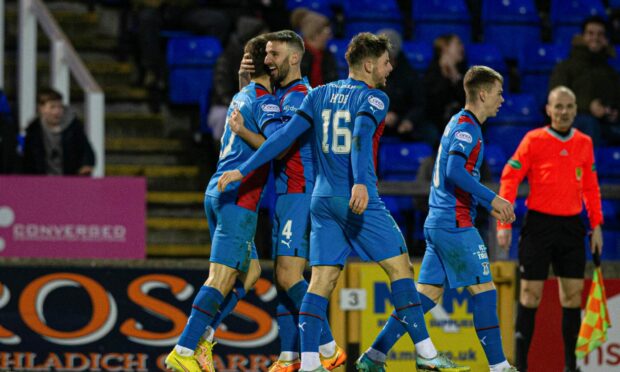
[165,35,283,372]
[217,32,468,372]
[228,30,345,372]
[358,66,519,372]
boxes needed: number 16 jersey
[296,78,389,199]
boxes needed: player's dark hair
[582,15,608,34]
[244,35,269,79]
[37,88,63,105]
[345,32,391,68]
[463,65,503,103]
[265,30,305,53]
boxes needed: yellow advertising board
[352,262,515,371]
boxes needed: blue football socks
[472,290,506,365]
[390,278,430,344]
[178,286,224,349]
[372,291,436,354]
[299,292,328,354]
[209,279,246,333]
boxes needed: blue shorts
[204,195,258,273]
[418,227,492,288]
[310,196,407,267]
[272,193,311,259]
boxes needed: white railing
[18,0,105,177]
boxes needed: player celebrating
[357,66,518,372]
[218,32,468,372]
[165,35,281,372]
[230,30,346,371]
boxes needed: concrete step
[106,164,199,177]
[106,138,184,152]
[147,192,205,218]
[147,216,210,246]
[147,191,204,205]
[105,112,165,138]
[106,164,202,191]
[148,244,211,257]
[148,217,209,231]
[106,153,186,166]
[3,83,147,102]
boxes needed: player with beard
[217,32,467,372]
[229,30,345,372]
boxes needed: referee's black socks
[562,307,581,371]
[515,303,537,371]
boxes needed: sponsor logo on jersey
[368,96,385,110]
[455,131,473,143]
[261,104,281,113]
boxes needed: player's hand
[229,108,246,135]
[491,195,515,224]
[496,228,512,250]
[349,184,369,215]
[229,108,245,133]
[217,170,243,192]
[591,225,604,256]
[238,53,254,88]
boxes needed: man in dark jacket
[292,8,339,87]
[549,16,620,146]
[23,88,95,176]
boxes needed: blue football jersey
[206,82,281,211]
[425,109,486,228]
[297,78,388,199]
[274,78,315,195]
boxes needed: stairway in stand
[5,1,212,258]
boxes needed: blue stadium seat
[345,21,403,39]
[484,144,507,181]
[379,141,432,180]
[488,93,544,127]
[412,0,472,42]
[485,125,532,157]
[401,41,433,73]
[167,36,222,104]
[518,43,569,106]
[550,0,607,44]
[609,46,620,73]
[287,0,333,17]
[481,0,541,59]
[466,43,507,74]
[327,38,348,79]
[343,0,403,38]
[596,147,620,183]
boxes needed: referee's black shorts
[518,210,586,280]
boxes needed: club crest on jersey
[261,104,281,113]
[368,95,385,110]
[455,131,473,143]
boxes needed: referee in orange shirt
[496,86,604,372]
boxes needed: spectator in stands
[208,16,268,141]
[0,90,19,174]
[291,8,339,87]
[133,0,231,111]
[22,88,95,176]
[424,34,467,144]
[549,16,620,146]
[379,29,432,144]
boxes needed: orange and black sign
[0,266,279,371]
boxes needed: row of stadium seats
[378,140,620,184]
[162,33,620,113]
[289,0,609,48]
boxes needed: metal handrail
[18,0,105,177]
